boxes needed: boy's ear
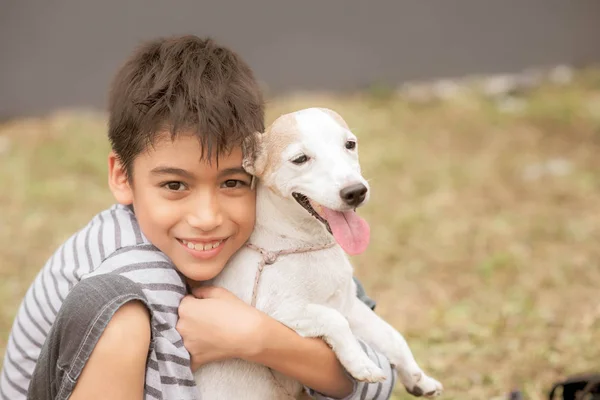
[108,152,134,205]
[242,131,267,178]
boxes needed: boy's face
[109,132,256,285]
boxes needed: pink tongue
[322,208,370,255]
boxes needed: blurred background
[1,1,600,399]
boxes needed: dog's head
[243,107,371,255]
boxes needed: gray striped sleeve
[29,279,54,327]
[311,340,397,400]
[4,350,32,381]
[0,371,13,399]
[58,235,78,290]
[21,298,48,339]
[129,210,144,245]
[110,208,122,250]
[71,230,82,281]
[56,245,72,297]
[38,267,59,317]
[97,212,106,260]
[9,335,38,363]
[87,217,103,267]
[99,206,128,260]
[14,314,44,349]
[83,222,94,274]
[0,362,28,397]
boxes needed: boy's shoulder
[82,204,184,292]
[87,203,155,259]
[63,203,172,279]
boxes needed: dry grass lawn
[1,69,600,399]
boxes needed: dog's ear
[242,131,267,179]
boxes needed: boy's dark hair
[108,35,265,177]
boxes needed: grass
[2,69,600,399]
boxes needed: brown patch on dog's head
[242,131,264,177]
[242,112,301,181]
[316,107,349,130]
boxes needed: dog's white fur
[193,108,443,399]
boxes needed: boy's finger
[179,294,198,309]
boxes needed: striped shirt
[0,204,396,399]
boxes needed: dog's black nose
[340,183,368,207]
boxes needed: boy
[0,35,397,399]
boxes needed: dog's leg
[275,304,386,383]
[345,297,443,398]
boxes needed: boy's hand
[178,286,357,398]
[176,286,265,371]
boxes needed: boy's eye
[163,182,186,191]
[222,179,247,188]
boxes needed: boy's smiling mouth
[177,238,229,259]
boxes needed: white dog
[194,108,443,399]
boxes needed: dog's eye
[292,155,309,165]
[291,154,310,165]
[345,140,356,150]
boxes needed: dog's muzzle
[292,192,332,234]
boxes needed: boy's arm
[70,301,151,400]
[250,278,397,400]
[248,319,397,400]
[179,287,353,398]
[245,315,355,398]
[181,284,397,400]
[306,341,396,400]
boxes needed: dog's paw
[342,355,386,383]
[404,371,443,398]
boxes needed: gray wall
[1,0,600,118]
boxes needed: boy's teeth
[182,239,223,252]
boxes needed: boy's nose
[187,198,224,231]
